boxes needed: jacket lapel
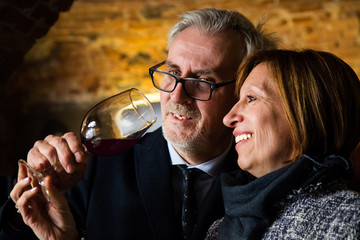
[134,128,179,239]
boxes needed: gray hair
[168,8,277,55]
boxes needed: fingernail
[75,151,83,162]
[82,143,88,152]
[23,177,30,182]
[30,187,37,192]
[67,164,73,173]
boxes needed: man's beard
[162,102,210,155]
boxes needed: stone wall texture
[0,0,360,176]
[4,0,360,107]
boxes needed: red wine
[83,138,139,156]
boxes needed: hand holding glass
[19,88,156,201]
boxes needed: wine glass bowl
[80,88,157,155]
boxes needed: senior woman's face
[223,63,294,177]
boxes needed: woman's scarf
[219,154,352,240]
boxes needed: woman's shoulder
[283,180,360,210]
[264,181,360,239]
[205,218,223,240]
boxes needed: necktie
[177,165,202,239]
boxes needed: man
[1,8,276,240]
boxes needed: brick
[141,3,175,19]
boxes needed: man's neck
[170,138,233,166]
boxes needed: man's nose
[169,82,193,104]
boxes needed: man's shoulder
[135,127,167,149]
[140,127,164,142]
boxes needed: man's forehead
[166,28,245,79]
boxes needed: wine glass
[18,159,61,202]
[80,88,157,155]
[18,88,157,201]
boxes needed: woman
[206,49,360,239]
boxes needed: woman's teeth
[235,134,253,143]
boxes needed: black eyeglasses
[149,61,235,101]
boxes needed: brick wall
[3,0,360,108]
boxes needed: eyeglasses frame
[149,61,235,101]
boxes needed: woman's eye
[247,95,256,103]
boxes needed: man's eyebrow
[165,60,179,68]
[165,60,214,75]
[195,69,214,75]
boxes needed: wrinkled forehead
[168,27,246,79]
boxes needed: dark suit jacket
[0,128,238,240]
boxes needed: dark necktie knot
[178,165,201,181]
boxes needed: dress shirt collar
[167,140,232,178]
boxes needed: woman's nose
[223,103,243,128]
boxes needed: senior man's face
[161,26,245,162]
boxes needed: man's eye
[200,78,214,83]
[169,70,181,76]
[247,95,256,103]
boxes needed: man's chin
[162,126,208,153]
[163,128,193,144]
[165,136,197,155]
